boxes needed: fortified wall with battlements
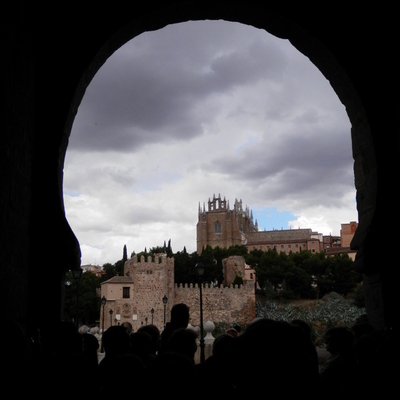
[100,254,256,332]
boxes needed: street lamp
[195,262,205,363]
[71,267,83,328]
[100,295,106,352]
[151,308,154,325]
[162,295,168,328]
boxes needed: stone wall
[124,255,175,331]
[101,255,256,331]
[222,255,246,286]
[174,280,256,326]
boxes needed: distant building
[81,264,104,277]
[197,194,326,255]
[341,221,358,248]
[325,221,358,260]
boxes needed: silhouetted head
[130,330,153,362]
[234,320,319,394]
[102,325,131,357]
[170,303,190,329]
[291,319,312,338]
[138,324,161,354]
[325,326,354,354]
[166,328,198,362]
[122,321,133,335]
[212,333,235,360]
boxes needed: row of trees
[63,242,362,326]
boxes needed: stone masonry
[100,254,255,331]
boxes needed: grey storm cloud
[203,125,354,207]
[63,20,357,265]
[69,23,288,153]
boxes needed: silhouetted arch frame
[62,4,375,267]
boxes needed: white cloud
[64,20,357,265]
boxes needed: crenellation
[103,254,256,330]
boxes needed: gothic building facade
[197,194,325,255]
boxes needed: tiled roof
[101,275,133,284]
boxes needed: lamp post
[109,309,113,327]
[71,267,83,328]
[162,295,168,328]
[151,308,154,325]
[100,295,106,352]
[195,262,205,363]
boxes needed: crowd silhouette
[2,304,397,398]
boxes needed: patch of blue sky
[234,134,262,153]
[63,189,81,197]
[253,207,296,231]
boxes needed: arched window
[214,221,221,233]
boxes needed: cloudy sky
[63,20,357,266]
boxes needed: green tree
[245,248,264,269]
[330,253,360,295]
[99,263,116,283]
[115,259,125,276]
[210,246,227,285]
[64,271,101,326]
[198,245,221,283]
[227,244,249,257]
[352,281,366,308]
[167,239,173,257]
[123,244,128,263]
[232,275,244,286]
[174,249,195,284]
[284,266,314,298]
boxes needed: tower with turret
[196,194,258,254]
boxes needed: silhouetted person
[146,351,196,399]
[226,327,238,337]
[233,319,321,396]
[130,330,155,366]
[98,353,145,398]
[122,321,133,335]
[291,318,319,375]
[160,303,190,353]
[198,333,237,396]
[232,323,241,335]
[320,326,358,397]
[97,325,131,381]
[165,327,198,364]
[82,332,99,369]
[138,324,161,356]
[43,321,93,397]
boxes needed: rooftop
[100,275,133,285]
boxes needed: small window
[214,221,221,233]
[123,287,130,299]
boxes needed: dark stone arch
[2,2,396,336]
[63,3,374,253]
[61,4,378,327]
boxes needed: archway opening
[60,21,366,332]
[63,20,357,267]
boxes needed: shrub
[255,298,366,346]
[351,282,366,308]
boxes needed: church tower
[196,194,258,254]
